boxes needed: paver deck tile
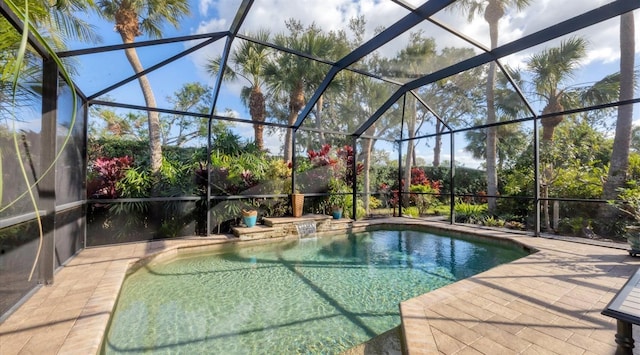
[452,344,484,354]
[467,335,514,355]
[469,318,533,352]
[519,342,563,354]
[517,327,584,355]
[566,331,617,354]
[430,327,467,354]
[423,308,482,344]
[2,219,640,355]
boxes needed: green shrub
[505,221,526,230]
[454,202,487,224]
[401,206,420,218]
[483,216,505,227]
[344,196,366,219]
[409,184,439,215]
[368,196,382,209]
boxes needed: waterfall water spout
[295,221,317,238]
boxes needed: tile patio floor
[0,218,639,354]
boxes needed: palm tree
[465,122,528,170]
[603,11,635,200]
[94,0,190,182]
[599,11,636,230]
[451,0,531,214]
[526,37,621,231]
[528,38,586,142]
[265,21,338,161]
[1,0,99,120]
[207,30,271,150]
[527,37,621,142]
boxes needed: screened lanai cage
[1,0,639,318]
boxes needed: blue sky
[61,0,640,168]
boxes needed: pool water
[103,229,528,354]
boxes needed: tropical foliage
[2,2,637,247]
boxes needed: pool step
[232,224,284,240]
[262,214,332,227]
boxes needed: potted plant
[241,209,258,228]
[328,177,348,220]
[611,185,640,254]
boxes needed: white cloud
[191,0,637,84]
[198,0,215,16]
[192,0,410,65]
[227,120,284,156]
[435,1,636,70]
[586,46,618,65]
[186,0,639,134]
[195,17,228,33]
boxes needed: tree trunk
[542,184,551,231]
[485,19,499,214]
[316,95,325,144]
[363,136,374,215]
[122,39,162,189]
[433,120,441,167]
[599,12,635,230]
[284,82,305,161]
[254,121,264,151]
[284,111,296,161]
[249,87,266,150]
[403,96,416,207]
[603,11,634,200]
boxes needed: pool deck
[1,217,639,354]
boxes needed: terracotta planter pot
[291,193,304,217]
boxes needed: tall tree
[89,106,147,139]
[419,47,484,167]
[528,38,587,142]
[378,31,437,203]
[265,20,340,161]
[162,82,212,146]
[452,0,531,214]
[465,66,528,170]
[603,12,635,200]
[527,37,621,142]
[94,0,190,184]
[526,37,621,230]
[207,30,271,150]
[599,11,636,230]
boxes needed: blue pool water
[103,229,528,354]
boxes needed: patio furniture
[602,267,640,354]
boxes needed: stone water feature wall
[231,214,353,241]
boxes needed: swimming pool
[102,228,529,354]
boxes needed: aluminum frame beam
[398,97,640,142]
[354,0,640,137]
[57,32,228,58]
[88,37,220,101]
[293,0,455,129]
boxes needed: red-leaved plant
[87,156,133,198]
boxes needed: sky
[60,0,640,168]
